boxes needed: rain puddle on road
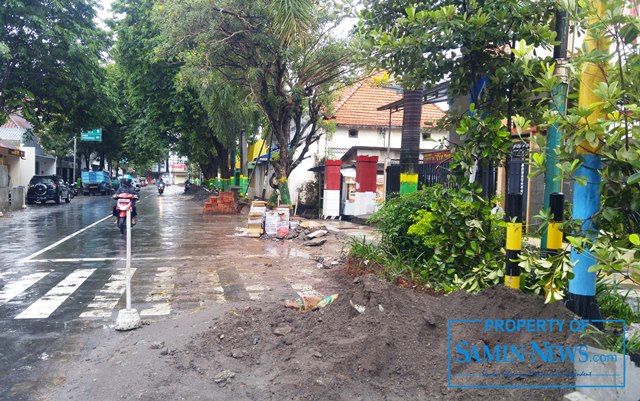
[263,242,310,259]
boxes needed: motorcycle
[113,192,139,235]
[69,182,79,199]
[184,180,191,193]
[158,183,165,195]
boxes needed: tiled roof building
[328,74,446,128]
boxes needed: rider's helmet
[122,174,133,186]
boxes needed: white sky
[96,0,113,27]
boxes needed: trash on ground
[300,220,323,229]
[304,238,327,247]
[306,229,328,239]
[350,300,366,314]
[233,227,248,237]
[285,294,339,311]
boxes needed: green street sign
[81,128,102,142]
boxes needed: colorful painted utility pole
[566,1,607,322]
[541,8,569,254]
[399,89,423,195]
[505,193,523,289]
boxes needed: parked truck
[81,171,111,196]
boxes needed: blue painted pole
[565,0,605,326]
[566,154,602,324]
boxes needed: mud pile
[173,274,579,401]
[186,185,215,202]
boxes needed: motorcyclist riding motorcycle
[157,177,165,195]
[113,175,138,225]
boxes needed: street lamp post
[72,136,77,182]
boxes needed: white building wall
[287,126,448,205]
[38,157,56,176]
[19,147,36,188]
[4,154,21,188]
[326,126,447,159]
[288,138,323,204]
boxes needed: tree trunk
[214,140,230,179]
[212,155,219,179]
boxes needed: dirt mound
[186,185,215,202]
[172,274,579,401]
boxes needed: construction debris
[285,294,339,311]
[203,191,237,214]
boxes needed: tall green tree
[175,68,261,180]
[0,0,109,129]
[157,0,355,201]
[358,0,557,190]
[110,0,187,166]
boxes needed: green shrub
[367,185,505,291]
[368,188,439,260]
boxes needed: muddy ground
[34,207,580,401]
[39,275,578,401]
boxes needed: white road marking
[15,269,96,319]
[240,273,270,301]
[208,269,226,304]
[18,215,112,263]
[245,284,270,300]
[0,272,51,306]
[24,255,224,264]
[290,282,323,298]
[140,303,170,316]
[24,254,287,264]
[79,269,136,319]
[140,267,176,316]
[26,258,123,263]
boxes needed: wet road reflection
[0,185,324,401]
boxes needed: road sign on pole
[81,128,102,142]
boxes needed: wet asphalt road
[0,186,240,400]
[0,185,330,401]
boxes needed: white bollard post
[115,207,141,331]
[126,207,132,310]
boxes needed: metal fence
[385,159,451,194]
[385,140,530,215]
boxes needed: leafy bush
[596,278,640,324]
[368,188,440,260]
[366,185,505,291]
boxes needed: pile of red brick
[203,191,237,214]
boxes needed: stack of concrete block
[203,191,237,214]
[247,201,267,237]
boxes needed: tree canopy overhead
[0,0,109,129]
[357,0,557,113]
[157,0,357,196]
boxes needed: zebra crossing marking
[289,282,323,298]
[0,271,51,307]
[140,267,176,316]
[1,268,325,320]
[208,269,226,304]
[245,284,270,300]
[239,272,270,301]
[15,269,95,319]
[79,269,137,318]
